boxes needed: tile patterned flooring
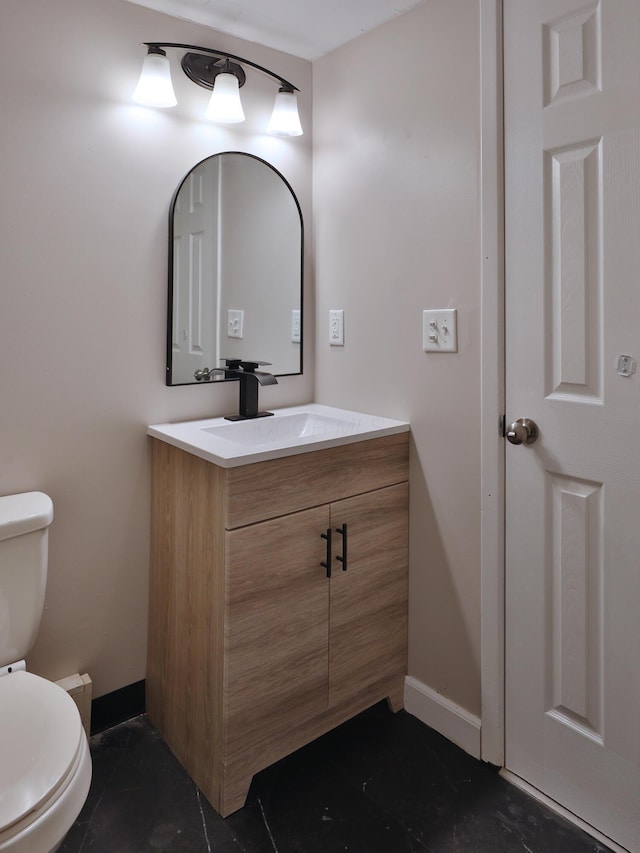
[59,702,612,853]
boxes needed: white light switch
[330,309,344,346]
[423,309,458,352]
[227,309,244,339]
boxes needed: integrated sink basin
[201,411,365,447]
[148,404,409,468]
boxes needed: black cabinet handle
[335,523,348,572]
[320,528,332,578]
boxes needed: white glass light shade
[132,51,177,108]
[204,73,245,123]
[266,90,303,136]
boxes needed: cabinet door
[329,483,408,707]
[224,505,330,757]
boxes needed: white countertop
[148,404,410,468]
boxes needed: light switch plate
[330,309,344,346]
[423,309,458,352]
[227,309,244,339]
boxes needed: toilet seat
[0,671,91,852]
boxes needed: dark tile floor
[60,702,612,853]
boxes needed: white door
[504,2,640,850]
[171,159,218,383]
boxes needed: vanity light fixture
[133,43,303,136]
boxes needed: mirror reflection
[167,152,303,385]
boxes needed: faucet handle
[221,358,243,371]
[220,359,272,372]
[239,360,272,372]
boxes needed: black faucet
[222,359,278,420]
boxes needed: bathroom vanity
[147,406,409,816]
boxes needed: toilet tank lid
[0,492,54,542]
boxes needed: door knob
[506,418,539,446]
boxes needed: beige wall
[0,0,313,697]
[2,0,485,717]
[313,0,482,714]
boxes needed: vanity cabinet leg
[386,678,405,714]
[219,767,255,818]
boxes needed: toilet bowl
[0,493,92,852]
[0,672,91,853]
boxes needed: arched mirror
[167,152,303,385]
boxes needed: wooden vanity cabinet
[147,432,409,817]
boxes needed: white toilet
[0,492,92,853]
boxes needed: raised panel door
[224,505,330,758]
[505,2,640,848]
[171,160,218,383]
[328,483,408,707]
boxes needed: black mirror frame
[166,151,304,386]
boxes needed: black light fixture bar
[143,42,299,93]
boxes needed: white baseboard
[404,676,481,759]
[56,672,92,739]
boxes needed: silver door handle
[506,418,539,446]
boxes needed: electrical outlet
[227,309,244,339]
[422,309,458,352]
[329,309,344,346]
[291,309,301,343]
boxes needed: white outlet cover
[422,309,457,353]
[329,309,344,346]
[291,309,301,343]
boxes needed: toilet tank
[0,492,54,665]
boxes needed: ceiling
[124,0,423,61]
